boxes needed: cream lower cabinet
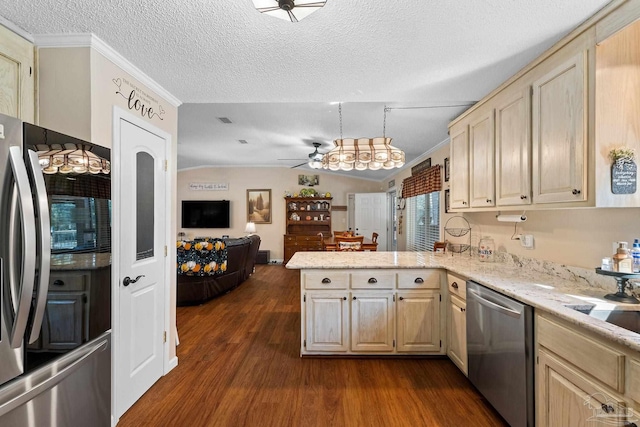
[351,292,395,352]
[301,268,444,356]
[447,294,467,375]
[536,313,639,427]
[304,292,349,352]
[397,291,441,352]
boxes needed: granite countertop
[286,251,640,353]
[50,252,112,270]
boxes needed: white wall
[177,167,381,260]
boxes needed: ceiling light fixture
[321,104,405,171]
[252,0,327,22]
[308,142,323,169]
[38,143,111,175]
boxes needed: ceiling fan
[278,142,324,169]
[252,0,327,23]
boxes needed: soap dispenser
[613,242,632,273]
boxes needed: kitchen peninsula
[287,251,640,426]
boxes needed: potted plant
[609,147,637,194]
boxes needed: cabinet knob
[461,308,466,312]
[368,278,378,284]
[353,296,357,300]
[414,277,424,284]
[343,297,347,301]
[53,279,65,287]
[452,282,458,289]
[321,278,331,284]
[572,189,581,195]
[462,201,467,205]
[520,195,528,200]
[399,296,404,300]
[601,403,614,414]
[486,199,492,203]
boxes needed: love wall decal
[113,77,165,121]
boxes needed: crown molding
[33,33,181,107]
[0,17,34,42]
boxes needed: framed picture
[444,189,450,213]
[444,157,450,182]
[247,189,272,224]
[298,174,319,186]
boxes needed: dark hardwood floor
[118,265,507,426]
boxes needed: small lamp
[245,222,257,235]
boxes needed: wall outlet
[521,234,534,249]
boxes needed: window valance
[401,165,441,198]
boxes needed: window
[50,195,111,253]
[406,192,440,251]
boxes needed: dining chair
[372,232,379,243]
[335,235,364,251]
[333,230,354,237]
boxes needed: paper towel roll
[496,214,527,222]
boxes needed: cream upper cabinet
[396,291,441,353]
[0,25,35,123]
[532,51,587,204]
[449,124,469,209]
[495,86,532,206]
[469,108,495,207]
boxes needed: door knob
[123,275,145,287]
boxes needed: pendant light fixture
[321,104,405,171]
[37,143,111,175]
[252,0,327,22]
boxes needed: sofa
[177,235,261,306]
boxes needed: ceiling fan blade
[278,158,308,161]
[256,6,282,12]
[291,162,308,169]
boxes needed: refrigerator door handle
[8,146,37,348]
[0,336,109,418]
[26,149,51,344]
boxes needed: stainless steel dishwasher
[466,281,534,427]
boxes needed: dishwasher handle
[468,288,522,318]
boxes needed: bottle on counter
[613,241,633,273]
[632,239,640,273]
[478,236,495,262]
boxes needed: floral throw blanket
[177,238,228,276]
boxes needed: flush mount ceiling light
[321,104,405,171]
[252,0,327,22]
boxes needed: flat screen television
[182,200,230,228]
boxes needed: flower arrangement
[609,147,636,170]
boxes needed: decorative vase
[611,159,637,194]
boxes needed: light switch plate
[521,234,534,249]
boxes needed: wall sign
[611,161,637,194]
[189,182,229,191]
[411,157,431,175]
[113,77,165,121]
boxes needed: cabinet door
[304,292,348,352]
[496,86,532,206]
[351,292,394,352]
[0,25,35,122]
[41,292,85,351]
[538,349,629,427]
[469,109,495,207]
[449,125,470,209]
[397,292,441,353]
[447,295,467,374]
[532,51,587,204]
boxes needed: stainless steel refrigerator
[0,113,111,426]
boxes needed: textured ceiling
[1,0,610,179]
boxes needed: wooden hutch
[283,196,332,263]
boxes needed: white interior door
[354,193,387,250]
[114,112,168,418]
